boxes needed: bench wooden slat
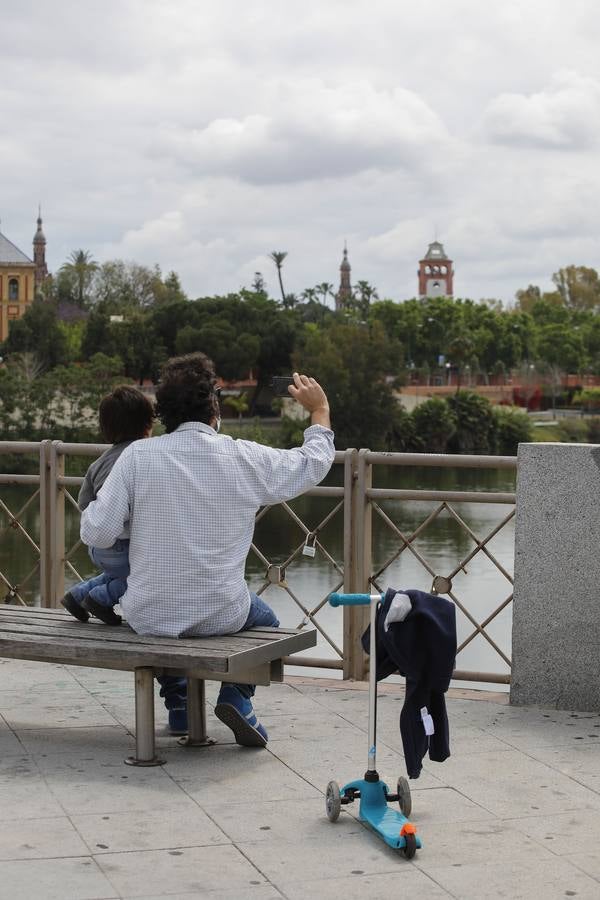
[0,631,230,671]
[0,607,301,639]
[0,619,278,655]
[0,610,317,674]
[0,617,312,661]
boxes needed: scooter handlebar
[329,592,380,607]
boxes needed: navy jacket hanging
[362,588,457,779]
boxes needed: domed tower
[33,208,48,289]
[335,244,352,311]
[418,240,453,298]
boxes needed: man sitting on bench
[80,353,334,747]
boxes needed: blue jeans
[68,540,130,608]
[157,593,280,711]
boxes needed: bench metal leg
[125,667,165,767]
[180,677,216,749]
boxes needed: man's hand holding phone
[288,373,331,429]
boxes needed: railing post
[48,441,65,607]
[38,440,53,607]
[343,448,372,680]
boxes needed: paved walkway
[0,659,599,899]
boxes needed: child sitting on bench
[61,385,154,625]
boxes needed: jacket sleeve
[77,468,96,511]
[239,424,335,506]
[80,449,132,549]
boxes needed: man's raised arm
[238,373,335,506]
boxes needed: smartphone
[271,376,295,396]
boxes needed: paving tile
[0,724,23,756]
[0,659,79,693]
[259,711,364,742]
[525,742,600,793]
[0,856,116,900]
[405,786,495,825]
[434,748,600,817]
[409,818,556,867]
[503,808,600,858]
[483,710,600,751]
[71,805,230,853]
[36,753,192,815]
[0,690,118,730]
[281,870,452,899]
[165,743,321,804]
[17,725,134,757]
[203,796,364,844]
[376,721,511,756]
[304,687,383,722]
[245,683,327,717]
[0,815,89,860]
[569,847,600,881]
[417,857,600,900]
[267,736,445,791]
[91,698,136,730]
[121,888,282,900]
[0,772,65,821]
[237,831,404,882]
[96,844,266,897]
[65,665,131,690]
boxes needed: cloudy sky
[2,0,600,304]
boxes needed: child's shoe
[81,596,122,626]
[215,686,268,747]
[61,592,89,623]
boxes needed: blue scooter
[324,592,422,859]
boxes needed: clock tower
[418,240,453,298]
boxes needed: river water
[1,464,516,687]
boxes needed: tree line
[2,250,599,451]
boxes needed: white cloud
[482,70,600,149]
[152,81,450,185]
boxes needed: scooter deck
[342,778,423,851]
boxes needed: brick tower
[335,244,352,311]
[33,208,48,290]
[418,240,453,298]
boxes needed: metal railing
[1,440,516,683]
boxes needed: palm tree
[60,250,98,306]
[317,282,334,307]
[223,393,249,420]
[353,281,379,320]
[269,251,288,304]
[7,351,45,381]
[447,334,474,393]
[301,287,319,304]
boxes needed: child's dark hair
[155,352,218,433]
[99,385,155,444]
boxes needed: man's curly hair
[155,352,218,433]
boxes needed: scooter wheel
[325,781,341,822]
[397,776,412,817]
[403,833,417,860]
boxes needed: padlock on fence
[302,533,317,558]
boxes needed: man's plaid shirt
[80,421,335,637]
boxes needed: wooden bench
[0,605,316,766]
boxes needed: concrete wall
[511,442,600,711]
